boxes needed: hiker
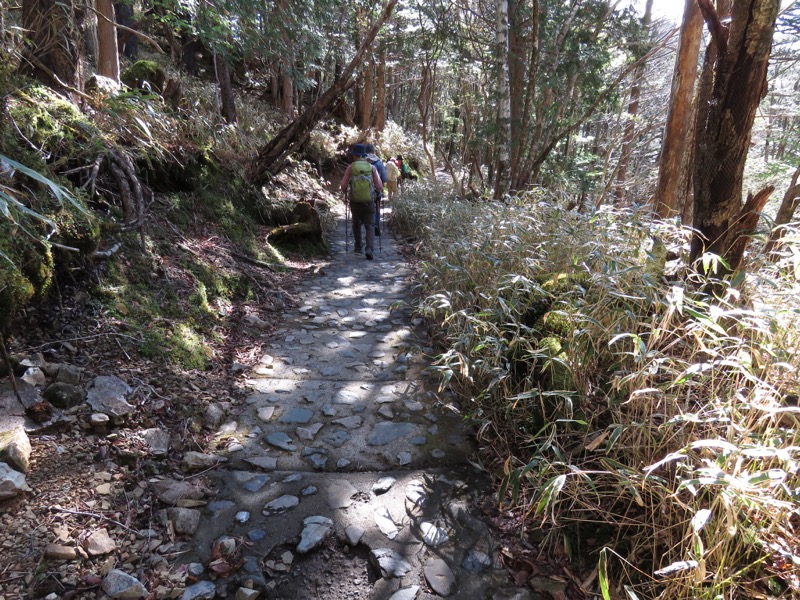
[364,144,388,236]
[340,144,383,260]
[396,154,415,182]
[386,157,400,203]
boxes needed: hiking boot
[354,246,363,254]
[366,251,374,260]
[375,226,381,236]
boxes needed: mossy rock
[540,310,574,338]
[7,86,103,161]
[121,60,166,93]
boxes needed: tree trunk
[654,0,703,219]
[96,0,119,81]
[690,0,780,275]
[360,57,373,131]
[248,0,398,184]
[417,64,436,179]
[493,0,511,199]
[215,53,237,124]
[764,162,800,257]
[614,0,653,206]
[510,0,539,191]
[375,41,386,130]
[21,0,82,100]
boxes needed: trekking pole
[343,191,349,253]
[378,195,383,257]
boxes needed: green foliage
[394,183,800,599]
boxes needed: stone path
[184,205,532,600]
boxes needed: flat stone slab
[265,432,297,451]
[370,548,413,579]
[367,422,417,446]
[262,495,299,515]
[296,515,334,554]
[424,558,456,596]
[326,479,357,509]
[279,408,314,424]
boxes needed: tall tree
[653,0,703,219]
[493,0,511,199]
[96,0,120,81]
[690,0,780,274]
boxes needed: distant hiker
[364,144,387,236]
[396,154,415,181]
[340,144,383,260]
[386,158,400,203]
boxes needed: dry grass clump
[393,181,800,599]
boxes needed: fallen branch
[91,242,122,259]
[49,506,143,535]
[229,252,276,271]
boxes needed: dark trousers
[350,201,375,254]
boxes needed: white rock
[102,569,147,598]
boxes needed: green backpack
[349,160,374,203]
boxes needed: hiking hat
[348,143,367,157]
[364,144,376,153]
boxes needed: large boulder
[0,425,31,472]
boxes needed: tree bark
[96,0,119,81]
[493,0,511,199]
[247,0,398,184]
[764,162,800,257]
[360,56,373,131]
[215,53,237,124]
[375,41,386,130]
[690,0,780,275]
[654,0,703,219]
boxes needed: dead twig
[49,507,143,535]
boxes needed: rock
[262,495,299,515]
[0,463,30,498]
[431,449,446,459]
[235,511,250,524]
[406,480,427,506]
[369,548,413,579]
[397,451,412,466]
[420,522,449,547]
[244,456,278,471]
[374,506,399,539]
[85,74,123,98]
[296,423,324,441]
[205,403,225,428]
[22,367,46,387]
[389,586,420,600]
[90,413,110,428]
[257,406,276,421]
[51,363,83,385]
[345,525,365,546]
[423,558,456,596]
[377,405,394,419]
[140,428,170,457]
[102,569,147,598]
[296,515,334,554]
[181,452,225,471]
[301,485,318,496]
[151,479,205,505]
[167,508,201,535]
[264,432,297,451]
[332,416,362,429]
[42,382,84,409]
[336,458,351,468]
[0,425,31,472]
[372,477,396,494]
[180,580,216,600]
[86,375,134,419]
[84,528,117,555]
[243,475,270,492]
[322,429,351,447]
[278,408,314,424]
[326,479,357,509]
[367,421,417,446]
[247,529,266,542]
[463,549,493,573]
[187,563,205,579]
[45,544,77,560]
[306,453,328,470]
[235,588,260,600]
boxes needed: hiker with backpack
[386,158,400,203]
[364,144,388,237]
[340,144,383,260]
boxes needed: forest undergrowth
[392,181,800,599]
